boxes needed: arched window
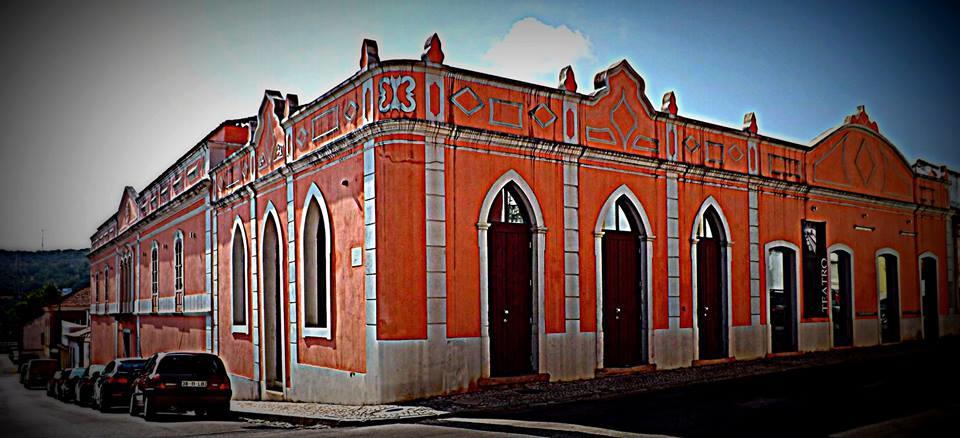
[150,242,159,296]
[231,223,248,328]
[877,252,901,343]
[104,267,110,301]
[301,187,332,338]
[174,231,184,293]
[94,272,100,303]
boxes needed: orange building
[90,34,959,404]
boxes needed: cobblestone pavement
[407,339,951,414]
[232,400,448,425]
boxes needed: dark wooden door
[832,253,853,347]
[880,256,901,343]
[602,231,644,367]
[488,222,534,377]
[697,237,725,359]
[770,250,797,353]
[922,258,939,339]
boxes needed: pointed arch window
[301,186,332,338]
[231,222,249,331]
[173,231,184,311]
[104,267,110,301]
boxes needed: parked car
[23,359,59,389]
[47,370,64,396]
[51,368,72,398]
[75,365,104,405]
[129,352,231,420]
[93,358,146,412]
[59,367,86,401]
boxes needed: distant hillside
[0,249,89,296]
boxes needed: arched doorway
[829,247,854,347]
[600,195,648,368]
[693,202,729,360]
[766,244,798,353]
[877,251,900,344]
[261,212,285,392]
[485,182,536,377]
[920,254,939,340]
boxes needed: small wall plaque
[351,247,363,267]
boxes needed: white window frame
[150,242,159,297]
[231,217,250,334]
[298,183,333,339]
[174,230,184,294]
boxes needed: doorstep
[477,373,550,388]
[692,357,736,367]
[231,400,449,427]
[765,351,804,359]
[595,364,657,377]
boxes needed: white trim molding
[827,243,856,347]
[258,200,288,397]
[593,184,655,369]
[918,251,939,340]
[689,196,734,361]
[231,216,250,335]
[477,169,547,378]
[875,248,902,344]
[298,183,334,340]
[763,240,802,355]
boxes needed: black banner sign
[801,220,828,318]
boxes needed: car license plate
[182,380,207,388]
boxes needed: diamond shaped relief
[854,141,876,185]
[684,135,700,153]
[610,90,637,148]
[451,86,483,116]
[530,103,557,128]
[728,143,743,162]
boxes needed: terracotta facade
[90,34,960,404]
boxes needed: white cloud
[482,17,593,85]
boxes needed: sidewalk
[231,400,448,427]
[231,339,954,426]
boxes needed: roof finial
[661,91,678,116]
[743,112,758,134]
[360,38,380,70]
[559,66,577,92]
[843,105,879,133]
[421,33,444,64]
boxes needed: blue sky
[0,0,957,249]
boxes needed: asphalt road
[2,340,957,437]
[451,339,960,437]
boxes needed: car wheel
[143,395,157,421]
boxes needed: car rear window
[30,360,58,373]
[118,360,147,373]
[156,355,224,375]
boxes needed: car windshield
[118,360,147,373]
[156,355,223,375]
[70,368,86,377]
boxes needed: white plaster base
[854,319,879,347]
[799,322,831,352]
[368,332,482,403]
[286,363,368,405]
[228,373,260,400]
[941,314,960,337]
[544,326,595,381]
[901,317,922,342]
[652,328,693,369]
[732,325,765,359]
